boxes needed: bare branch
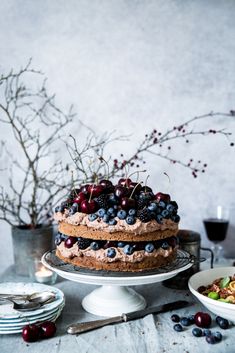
[0,60,73,227]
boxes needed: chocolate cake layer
[56,248,177,272]
[58,222,178,242]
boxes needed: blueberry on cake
[54,178,180,272]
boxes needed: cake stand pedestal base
[82,285,146,317]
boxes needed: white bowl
[188,267,235,323]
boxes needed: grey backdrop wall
[0,0,235,273]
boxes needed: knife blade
[67,300,192,334]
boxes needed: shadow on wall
[224,224,235,258]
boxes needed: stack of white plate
[0,282,65,334]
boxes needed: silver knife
[67,300,192,334]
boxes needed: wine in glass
[203,205,229,263]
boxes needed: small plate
[0,306,64,334]
[0,302,65,327]
[0,283,64,320]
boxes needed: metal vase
[11,225,54,276]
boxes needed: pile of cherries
[55,178,180,225]
[22,321,56,343]
[171,311,229,344]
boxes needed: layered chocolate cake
[54,178,180,272]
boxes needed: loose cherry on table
[155,192,171,203]
[22,324,41,342]
[194,312,212,328]
[22,321,56,343]
[80,199,98,214]
[39,321,57,339]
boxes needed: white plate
[0,301,64,324]
[0,283,64,320]
[0,306,64,334]
[0,307,63,331]
[0,302,65,327]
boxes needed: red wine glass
[203,205,229,263]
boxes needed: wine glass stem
[211,244,223,263]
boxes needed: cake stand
[42,249,193,317]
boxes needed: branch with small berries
[111,111,235,178]
[66,111,234,184]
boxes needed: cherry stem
[164,172,171,184]
[99,155,110,179]
[123,164,130,185]
[144,175,150,192]
[130,181,143,199]
[88,183,94,203]
[71,171,78,197]
[128,169,146,179]
[135,171,139,182]
[88,174,99,203]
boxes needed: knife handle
[67,316,122,335]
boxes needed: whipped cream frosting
[54,211,178,235]
[57,242,174,263]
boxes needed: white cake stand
[42,250,193,317]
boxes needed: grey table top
[0,263,235,353]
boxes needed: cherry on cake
[54,178,180,272]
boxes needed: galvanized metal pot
[11,225,54,276]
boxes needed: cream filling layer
[54,211,178,235]
[57,242,174,263]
